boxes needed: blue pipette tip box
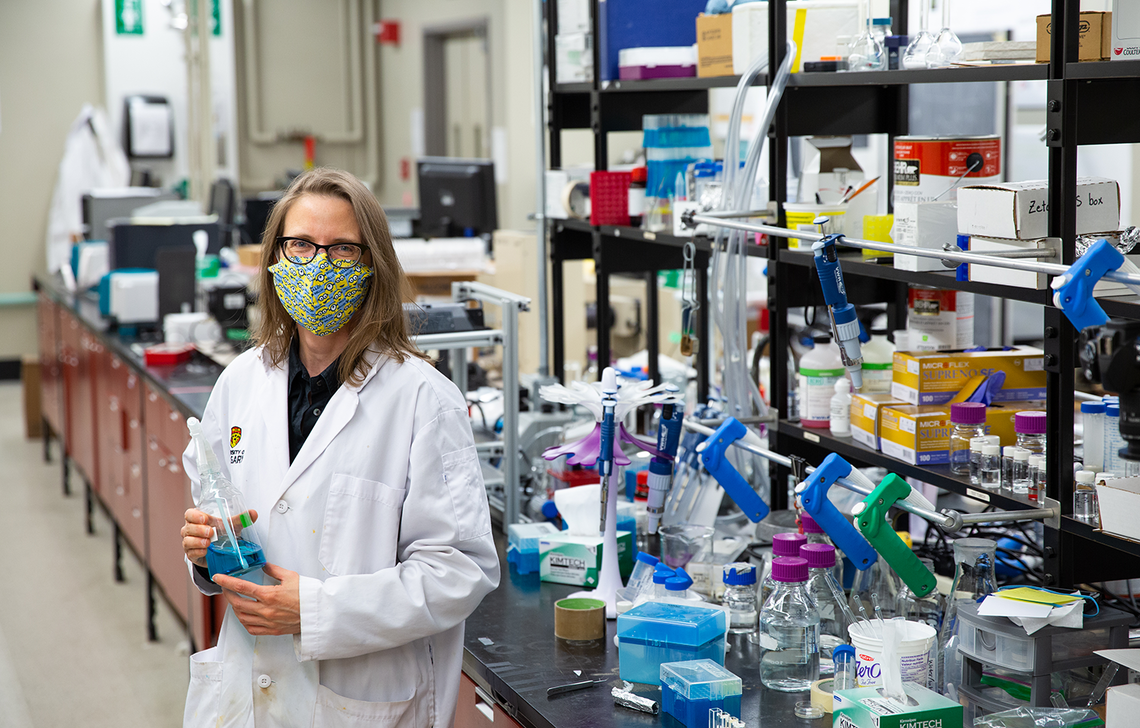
[616,602,727,685]
[660,659,742,728]
[506,522,559,574]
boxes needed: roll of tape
[554,597,606,640]
[811,678,834,714]
[561,181,590,220]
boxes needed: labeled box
[891,200,958,272]
[1036,12,1112,62]
[956,177,1120,241]
[891,348,1046,406]
[879,402,1044,465]
[539,530,634,586]
[1112,0,1140,61]
[850,392,906,451]
[834,682,963,728]
[697,13,734,78]
[1095,477,1140,542]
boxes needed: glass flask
[848,0,886,71]
[938,538,997,701]
[903,0,936,70]
[188,417,266,581]
[925,0,962,67]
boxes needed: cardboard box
[1036,12,1112,62]
[1095,477,1140,542]
[539,530,634,586]
[697,13,734,78]
[834,682,963,728]
[957,177,1120,241]
[879,402,1044,465]
[237,244,262,267]
[892,348,1046,406]
[850,392,906,451]
[968,236,1059,290]
[1107,683,1140,724]
[892,200,958,272]
[1112,0,1140,60]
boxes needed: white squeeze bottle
[830,379,852,437]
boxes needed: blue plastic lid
[872,17,892,26]
[653,565,675,584]
[1108,405,1120,417]
[722,562,757,586]
[665,577,689,591]
[660,660,742,700]
[832,644,856,663]
[541,501,560,519]
[1103,395,1119,402]
[1082,401,1107,414]
[616,602,728,648]
[636,552,660,567]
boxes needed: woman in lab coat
[179,168,500,728]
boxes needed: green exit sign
[115,0,143,35]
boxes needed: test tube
[1001,446,1017,490]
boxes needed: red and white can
[893,135,1002,204]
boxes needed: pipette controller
[598,368,619,532]
[647,386,684,534]
[811,217,863,389]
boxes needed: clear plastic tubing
[758,557,820,693]
[1028,454,1046,503]
[1014,411,1047,455]
[1001,446,1018,491]
[1106,405,1123,476]
[722,562,759,635]
[949,402,987,475]
[980,444,1001,490]
[1082,401,1106,473]
[1074,470,1099,525]
[1011,448,1031,495]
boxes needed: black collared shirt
[287,340,342,463]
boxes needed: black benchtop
[462,534,829,728]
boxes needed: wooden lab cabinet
[97,351,145,555]
[455,673,524,728]
[36,295,63,436]
[60,310,99,490]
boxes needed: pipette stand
[568,470,623,618]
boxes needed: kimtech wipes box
[833,682,962,728]
[892,348,1046,405]
[539,530,634,586]
[850,393,906,451]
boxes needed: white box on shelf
[1107,684,1140,724]
[1111,0,1140,60]
[968,236,1059,290]
[556,32,593,84]
[1095,476,1140,542]
[731,1,858,75]
[892,200,958,272]
[957,177,1120,240]
[545,168,591,219]
[556,0,590,35]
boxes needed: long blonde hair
[254,168,425,386]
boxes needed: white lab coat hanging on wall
[181,346,499,728]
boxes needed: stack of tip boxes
[616,601,727,685]
[660,659,741,728]
[507,522,560,574]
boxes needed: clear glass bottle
[1001,446,1017,491]
[1028,454,1046,503]
[187,417,266,581]
[1011,448,1031,495]
[800,513,843,587]
[801,544,848,659]
[969,435,998,486]
[761,532,807,607]
[949,403,987,475]
[722,563,759,636]
[980,444,1001,489]
[1015,411,1047,455]
[939,539,997,701]
[759,557,820,693]
[1074,470,1099,525]
[1082,401,1106,473]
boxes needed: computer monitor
[416,157,498,240]
[108,220,221,271]
[82,188,178,242]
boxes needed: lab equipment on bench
[811,220,864,389]
[759,533,807,607]
[416,157,498,242]
[598,368,619,532]
[852,474,937,599]
[801,543,851,657]
[616,601,727,685]
[646,386,684,534]
[938,538,997,701]
[794,453,879,573]
[695,417,770,523]
[187,417,265,580]
[758,556,820,693]
[659,660,741,728]
[99,269,159,325]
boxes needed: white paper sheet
[978,594,1053,619]
[128,99,172,156]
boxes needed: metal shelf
[1065,60,1140,79]
[1060,516,1140,560]
[778,421,1043,513]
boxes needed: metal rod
[533,0,549,377]
[940,246,1056,260]
[957,508,1056,525]
[691,209,773,219]
[687,214,1140,287]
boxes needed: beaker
[847,0,885,71]
[902,0,936,70]
[926,0,962,68]
[659,524,714,569]
[938,538,997,700]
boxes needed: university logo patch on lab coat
[231,426,242,448]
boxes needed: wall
[0,0,104,361]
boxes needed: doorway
[423,20,491,159]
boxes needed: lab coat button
[276,500,289,514]
[257,674,272,689]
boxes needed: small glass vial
[1028,454,1046,503]
[830,379,852,438]
[722,563,759,636]
[980,444,1001,489]
[759,557,820,692]
[1011,448,1032,494]
[1014,411,1047,454]
[949,403,987,475]
[969,435,999,486]
[1081,401,1106,473]
[1074,470,1099,525]
[1001,446,1018,490]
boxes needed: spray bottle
[187,417,266,580]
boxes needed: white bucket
[848,620,937,689]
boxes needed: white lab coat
[182,346,500,728]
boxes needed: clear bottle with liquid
[759,557,820,693]
[1028,454,1046,503]
[1074,470,1099,525]
[1082,401,1106,473]
[1001,446,1017,490]
[1015,412,1047,454]
[722,563,759,636]
[969,436,998,486]
[980,444,1001,489]
[949,403,987,475]
[939,538,997,701]
[187,417,266,580]
[1011,448,1032,495]
[801,544,848,659]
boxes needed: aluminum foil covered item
[1076,227,1140,257]
[611,683,659,715]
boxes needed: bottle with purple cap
[800,543,848,658]
[800,513,844,587]
[758,557,820,692]
[760,532,807,607]
[949,402,987,475]
[1014,411,1047,455]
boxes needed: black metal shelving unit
[543,0,1140,584]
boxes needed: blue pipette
[811,217,864,389]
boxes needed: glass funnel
[903,0,936,70]
[938,538,997,700]
[926,0,962,68]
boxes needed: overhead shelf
[1065,60,1140,79]
[1061,516,1140,560]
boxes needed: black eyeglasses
[277,237,364,268]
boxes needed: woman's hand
[182,508,259,568]
[214,564,302,636]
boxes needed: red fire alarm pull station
[376,20,400,46]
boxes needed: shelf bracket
[1046,80,1065,148]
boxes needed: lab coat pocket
[319,473,406,575]
[183,647,223,727]
[313,684,417,728]
[441,446,491,542]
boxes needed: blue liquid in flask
[207,539,266,579]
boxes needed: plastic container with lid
[1001,445,1018,490]
[506,522,560,574]
[666,568,694,599]
[653,564,676,598]
[980,444,1001,489]
[969,435,999,486]
[722,563,758,636]
[949,402,987,475]
[1081,400,1106,473]
[829,379,852,437]
[621,551,660,602]
[1011,447,1032,494]
[798,335,845,428]
[660,659,742,728]
[1015,411,1047,455]
[616,601,728,685]
[1074,470,1099,525]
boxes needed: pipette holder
[1052,238,1127,330]
[853,474,936,598]
[697,418,770,523]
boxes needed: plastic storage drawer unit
[616,602,727,685]
[506,522,559,574]
[660,659,742,728]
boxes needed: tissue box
[891,348,1046,406]
[850,393,906,451]
[507,522,560,574]
[833,682,963,728]
[660,660,741,728]
[879,402,1044,465]
[539,530,634,586]
[616,602,727,685]
[956,177,1120,241]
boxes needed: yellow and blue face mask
[269,255,373,336]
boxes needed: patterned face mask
[269,254,374,336]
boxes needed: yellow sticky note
[996,587,1082,607]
